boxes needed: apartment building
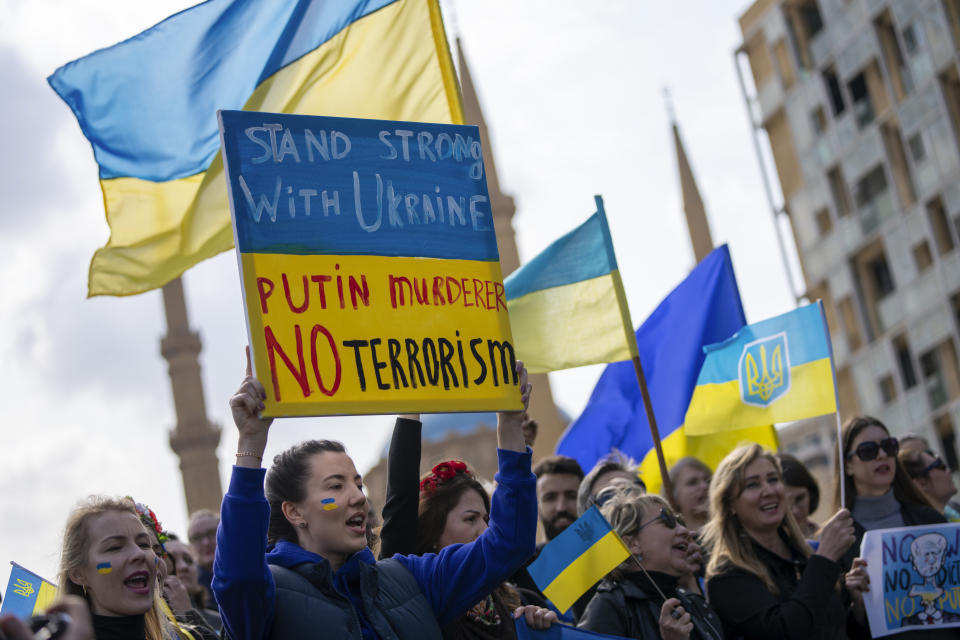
[738,0,960,471]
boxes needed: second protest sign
[219,110,522,417]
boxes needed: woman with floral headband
[131,500,219,640]
[214,356,538,640]
[377,413,557,639]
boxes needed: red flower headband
[419,460,469,495]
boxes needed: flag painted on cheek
[96,562,112,574]
[322,498,338,511]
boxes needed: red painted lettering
[348,275,370,309]
[495,282,506,311]
[281,273,309,313]
[460,278,472,307]
[446,277,462,304]
[472,279,485,309]
[264,325,311,401]
[311,275,331,309]
[257,277,274,314]
[310,325,341,396]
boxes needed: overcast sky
[0,0,795,582]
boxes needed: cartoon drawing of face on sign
[903,533,960,626]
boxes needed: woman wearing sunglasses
[899,448,960,521]
[835,417,944,567]
[703,444,855,640]
[578,488,723,640]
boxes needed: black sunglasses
[917,456,948,477]
[637,507,685,533]
[848,437,899,461]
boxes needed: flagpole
[631,355,677,509]
[817,299,846,509]
[592,194,678,508]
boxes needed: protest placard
[861,523,960,636]
[218,110,522,417]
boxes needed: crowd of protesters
[4,355,960,640]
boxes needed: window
[875,10,914,101]
[902,23,919,55]
[823,67,846,116]
[848,72,875,128]
[783,0,823,70]
[945,0,960,51]
[893,334,918,389]
[880,122,916,208]
[815,207,833,235]
[940,66,960,157]
[811,106,828,135]
[827,165,852,216]
[773,39,796,89]
[852,239,895,340]
[921,348,948,409]
[837,296,863,350]
[908,133,927,163]
[868,254,896,298]
[913,241,934,272]
[952,292,960,336]
[935,412,959,472]
[854,165,889,211]
[927,196,956,255]
[879,374,897,403]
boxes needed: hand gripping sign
[861,523,960,636]
[218,111,522,417]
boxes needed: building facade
[738,0,960,477]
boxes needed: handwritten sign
[218,110,521,416]
[861,523,960,636]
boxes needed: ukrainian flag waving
[49,0,462,297]
[684,301,837,435]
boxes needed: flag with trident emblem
[684,301,837,434]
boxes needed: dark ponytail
[265,440,346,544]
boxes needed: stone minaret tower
[161,277,223,515]
[456,39,567,459]
[667,93,715,262]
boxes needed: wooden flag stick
[817,299,846,509]
[631,355,677,509]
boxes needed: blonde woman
[702,445,854,640]
[578,487,723,640]
[57,496,192,640]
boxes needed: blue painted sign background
[862,523,960,636]
[219,110,499,260]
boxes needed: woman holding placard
[836,416,947,638]
[703,444,854,640]
[213,354,537,640]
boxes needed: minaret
[457,39,567,458]
[161,276,223,515]
[668,91,715,262]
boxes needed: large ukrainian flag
[504,196,638,374]
[48,0,463,297]
[0,563,57,618]
[684,301,837,435]
[527,506,630,614]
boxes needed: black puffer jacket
[578,571,724,640]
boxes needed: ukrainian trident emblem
[738,333,790,407]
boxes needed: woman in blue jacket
[213,358,537,640]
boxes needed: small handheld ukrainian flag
[504,196,638,374]
[1,562,58,618]
[526,506,631,614]
[684,301,837,435]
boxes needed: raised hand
[496,361,531,452]
[814,508,856,562]
[230,347,273,466]
[659,598,693,640]
[513,605,558,629]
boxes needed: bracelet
[236,451,263,461]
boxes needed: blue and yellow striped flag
[504,196,638,374]
[684,301,837,435]
[48,0,463,297]
[526,506,630,614]
[1,563,58,618]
